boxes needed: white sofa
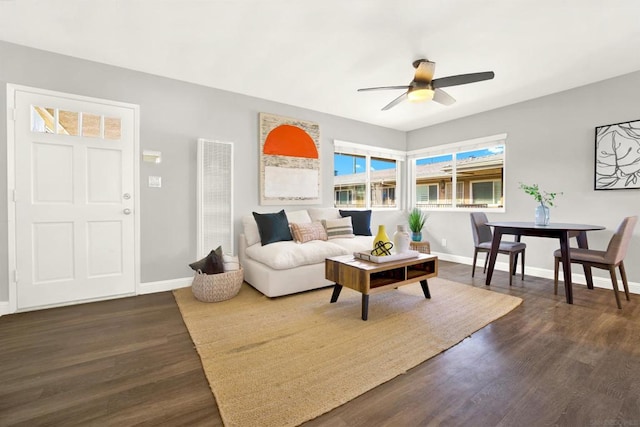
[238,208,374,297]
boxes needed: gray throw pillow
[189,246,224,274]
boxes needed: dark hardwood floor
[1,261,639,426]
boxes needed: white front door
[12,88,137,310]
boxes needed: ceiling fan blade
[381,92,408,111]
[358,85,410,92]
[433,88,456,106]
[432,71,495,89]
[414,60,435,82]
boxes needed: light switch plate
[148,176,162,188]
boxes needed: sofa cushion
[330,235,374,253]
[308,207,341,222]
[323,216,355,239]
[339,209,372,236]
[290,222,328,243]
[286,209,312,224]
[253,210,293,246]
[245,240,348,270]
[242,215,261,246]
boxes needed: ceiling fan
[357,59,495,111]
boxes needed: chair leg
[619,261,630,301]
[472,249,478,277]
[483,253,489,273]
[609,266,622,309]
[553,256,559,295]
[520,250,525,280]
[508,253,514,286]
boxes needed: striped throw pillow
[322,217,355,239]
[290,222,328,243]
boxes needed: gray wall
[0,41,405,302]
[407,70,640,284]
[2,39,638,304]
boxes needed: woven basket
[191,267,244,302]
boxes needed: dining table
[484,222,605,304]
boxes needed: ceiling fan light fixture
[407,87,434,103]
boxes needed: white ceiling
[1,0,640,131]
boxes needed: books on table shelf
[354,250,419,264]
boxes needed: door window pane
[104,116,121,140]
[58,110,79,136]
[31,106,55,133]
[82,113,101,138]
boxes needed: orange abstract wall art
[259,113,320,205]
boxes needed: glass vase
[535,204,550,226]
[372,225,393,256]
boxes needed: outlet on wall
[441,238,447,247]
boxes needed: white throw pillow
[285,210,312,224]
[242,215,261,246]
[307,207,341,222]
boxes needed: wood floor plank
[1,261,639,426]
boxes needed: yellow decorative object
[372,225,393,256]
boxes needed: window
[408,134,506,211]
[30,106,122,140]
[471,180,502,205]
[334,140,404,209]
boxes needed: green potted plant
[408,207,428,242]
[519,183,561,225]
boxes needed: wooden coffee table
[325,253,438,320]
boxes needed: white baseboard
[0,278,193,316]
[433,251,640,295]
[0,301,9,316]
[138,276,193,295]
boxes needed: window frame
[333,140,404,211]
[407,133,507,212]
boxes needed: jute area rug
[174,278,522,427]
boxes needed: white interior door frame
[5,84,141,313]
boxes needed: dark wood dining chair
[470,212,526,286]
[553,216,637,309]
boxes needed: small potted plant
[408,207,428,242]
[519,183,561,225]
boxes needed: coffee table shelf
[325,254,438,320]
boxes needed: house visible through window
[334,141,403,209]
[408,134,506,211]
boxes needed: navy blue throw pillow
[253,210,293,246]
[339,209,372,236]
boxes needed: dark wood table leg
[512,235,521,275]
[485,228,503,286]
[330,284,342,303]
[575,231,595,289]
[361,294,369,321]
[559,231,573,304]
[420,279,431,299]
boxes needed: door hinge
[12,189,16,202]
[13,270,18,284]
[8,108,16,121]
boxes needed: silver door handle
[123,208,132,215]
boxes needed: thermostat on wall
[148,176,162,188]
